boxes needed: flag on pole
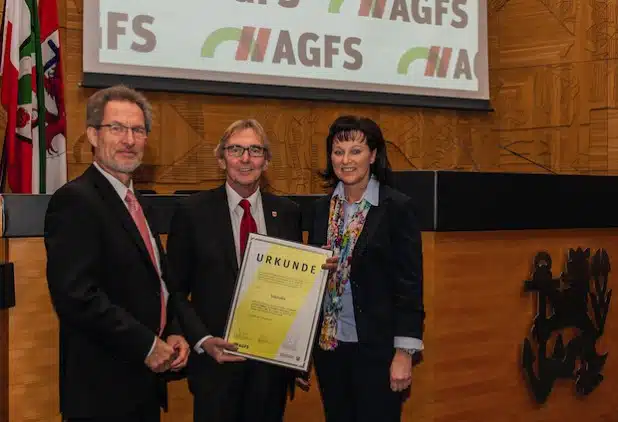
[0,0,66,194]
[38,0,67,193]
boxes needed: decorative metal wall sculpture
[521,248,612,404]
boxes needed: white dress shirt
[93,162,168,357]
[225,182,268,265]
[194,183,268,353]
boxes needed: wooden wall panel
[0,239,8,422]
[0,0,614,192]
[428,229,618,421]
[7,240,59,422]
[0,0,611,194]
[6,231,618,421]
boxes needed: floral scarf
[319,193,372,351]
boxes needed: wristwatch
[397,348,423,365]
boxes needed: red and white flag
[0,0,66,193]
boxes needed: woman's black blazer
[307,184,425,351]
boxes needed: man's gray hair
[86,85,153,132]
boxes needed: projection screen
[82,0,490,110]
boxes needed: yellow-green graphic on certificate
[228,243,324,359]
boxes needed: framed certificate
[223,233,333,371]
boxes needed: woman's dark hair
[319,115,393,188]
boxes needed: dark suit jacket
[166,185,302,394]
[44,165,196,418]
[307,183,425,354]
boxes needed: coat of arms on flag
[0,0,67,194]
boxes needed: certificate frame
[223,233,332,371]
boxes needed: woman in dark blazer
[307,116,425,422]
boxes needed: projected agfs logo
[201,26,362,70]
[398,46,476,80]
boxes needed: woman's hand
[390,349,412,392]
[321,245,339,272]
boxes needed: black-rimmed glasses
[223,144,267,157]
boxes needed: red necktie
[239,199,258,259]
[125,190,166,336]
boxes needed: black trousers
[192,359,289,422]
[314,342,405,422]
[64,401,160,422]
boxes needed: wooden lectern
[1,170,618,422]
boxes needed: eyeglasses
[223,144,267,158]
[97,123,148,140]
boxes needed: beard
[99,152,142,174]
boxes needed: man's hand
[167,335,190,371]
[145,337,176,373]
[295,376,311,392]
[390,349,413,392]
[202,337,247,364]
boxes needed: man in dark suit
[166,119,311,422]
[44,85,201,422]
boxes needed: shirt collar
[93,161,134,201]
[225,182,261,214]
[333,175,379,206]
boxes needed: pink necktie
[125,190,166,336]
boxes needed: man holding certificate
[167,119,335,422]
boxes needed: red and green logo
[201,26,364,70]
[398,46,475,80]
[201,26,273,62]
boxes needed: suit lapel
[86,166,160,280]
[214,185,239,275]
[262,192,280,239]
[140,191,167,277]
[352,186,391,263]
[153,234,167,278]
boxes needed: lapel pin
[272,211,278,217]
